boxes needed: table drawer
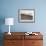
[4,35,24,40]
[25,35,43,40]
[4,40,16,46]
[24,40,43,46]
[4,40,24,46]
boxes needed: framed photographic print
[18,9,35,23]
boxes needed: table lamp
[5,18,14,35]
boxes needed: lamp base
[8,32,11,35]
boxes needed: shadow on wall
[0,16,5,46]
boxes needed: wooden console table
[4,32,43,46]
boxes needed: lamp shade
[5,18,14,25]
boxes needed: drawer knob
[32,42,35,44]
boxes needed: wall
[0,0,46,46]
[0,0,46,32]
